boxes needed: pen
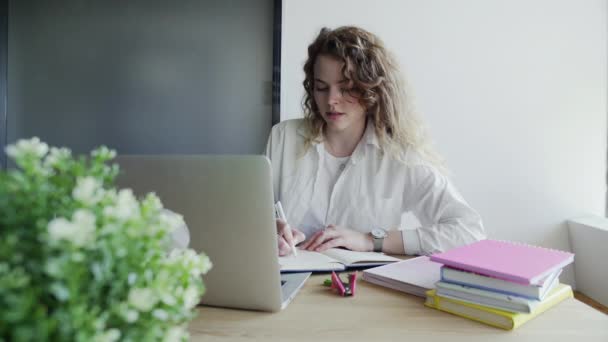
[275,201,298,257]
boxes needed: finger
[292,228,306,245]
[309,225,338,250]
[315,237,345,252]
[298,231,315,250]
[277,236,291,256]
[306,229,337,251]
[282,223,296,250]
[277,219,298,253]
[276,218,287,234]
[299,230,323,250]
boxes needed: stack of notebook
[425,239,575,330]
[361,256,442,297]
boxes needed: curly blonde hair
[301,26,444,169]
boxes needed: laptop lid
[115,155,284,312]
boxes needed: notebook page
[322,248,400,265]
[278,249,344,271]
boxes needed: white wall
[281,0,607,286]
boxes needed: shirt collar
[295,119,380,165]
[361,119,380,149]
[350,120,380,163]
[297,119,380,149]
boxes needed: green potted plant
[0,138,211,341]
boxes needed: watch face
[371,228,386,239]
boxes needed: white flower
[48,218,76,243]
[91,146,116,160]
[44,147,71,168]
[72,209,95,226]
[152,308,169,321]
[164,326,187,342]
[156,269,170,282]
[160,293,177,306]
[123,309,139,323]
[128,287,158,312]
[182,286,200,310]
[159,209,185,233]
[73,176,104,206]
[5,137,48,159]
[93,329,121,342]
[167,249,212,277]
[47,209,96,247]
[144,192,163,212]
[199,253,212,275]
[71,209,96,246]
[100,223,119,235]
[104,189,140,221]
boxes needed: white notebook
[362,256,442,297]
[279,248,400,272]
[435,281,550,313]
[440,266,561,300]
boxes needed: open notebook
[279,248,401,272]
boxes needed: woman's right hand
[276,219,306,256]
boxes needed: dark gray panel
[0,0,6,168]
[272,0,281,126]
[8,0,274,155]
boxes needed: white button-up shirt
[265,119,485,255]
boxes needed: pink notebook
[429,239,574,285]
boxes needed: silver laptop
[115,155,310,312]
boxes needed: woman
[266,26,485,256]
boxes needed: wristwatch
[370,228,388,252]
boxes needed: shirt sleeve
[264,126,273,159]
[401,165,486,255]
[264,123,283,201]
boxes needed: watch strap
[372,235,384,252]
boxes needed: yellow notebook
[425,283,573,330]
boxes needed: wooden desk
[189,275,608,341]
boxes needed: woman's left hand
[299,224,374,252]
